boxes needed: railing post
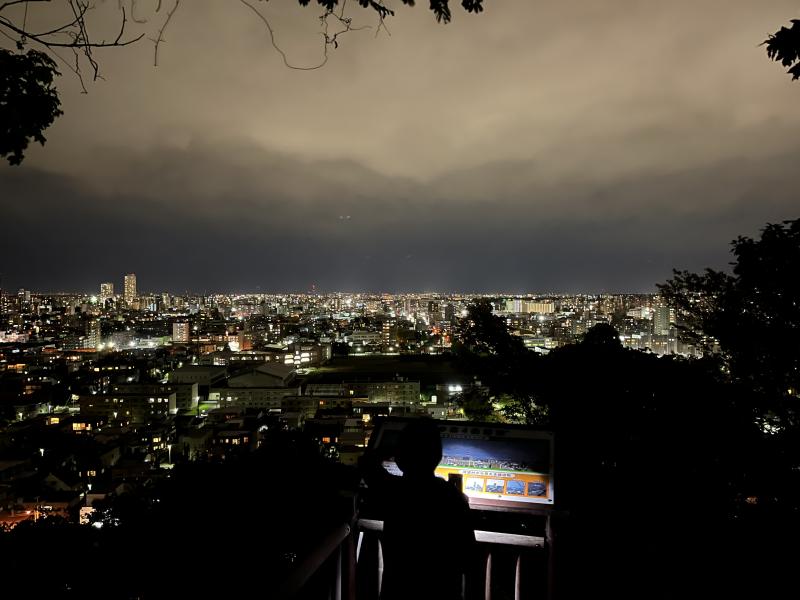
[344,528,357,600]
[334,541,343,600]
[356,531,364,561]
[377,538,384,598]
[546,514,555,600]
[356,518,549,600]
[484,549,493,600]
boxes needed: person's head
[395,419,442,478]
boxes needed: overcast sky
[2,0,799,294]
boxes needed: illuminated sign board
[436,425,553,507]
[370,418,554,510]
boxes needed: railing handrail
[276,522,352,600]
[356,518,545,548]
[274,517,550,599]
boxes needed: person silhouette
[363,419,476,600]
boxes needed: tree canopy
[453,298,771,598]
[0,48,62,165]
[659,219,800,429]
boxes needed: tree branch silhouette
[150,0,179,67]
[764,18,800,80]
[0,0,490,164]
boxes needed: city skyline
[2,2,799,292]
[3,282,677,296]
[0,282,683,356]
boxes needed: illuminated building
[284,342,331,366]
[110,382,199,411]
[238,330,254,351]
[172,321,190,343]
[123,273,137,305]
[653,304,675,336]
[78,392,177,424]
[526,301,555,314]
[650,303,678,355]
[305,379,420,405]
[504,299,555,314]
[348,330,382,345]
[100,282,114,305]
[209,386,300,411]
[211,430,255,451]
[381,320,394,344]
[506,298,523,313]
[86,319,101,349]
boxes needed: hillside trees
[659,219,800,431]
[453,299,543,423]
[455,299,765,598]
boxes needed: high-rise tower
[653,304,674,336]
[124,273,137,305]
[86,319,101,349]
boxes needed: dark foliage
[579,321,623,348]
[765,18,800,80]
[297,0,485,24]
[0,49,63,166]
[454,295,800,598]
[452,386,496,421]
[659,219,800,424]
[453,300,543,422]
[0,429,356,598]
[455,299,525,359]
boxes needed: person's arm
[358,447,400,507]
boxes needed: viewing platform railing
[275,516,554,600]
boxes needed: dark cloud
[2,138,797,293]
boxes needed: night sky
[2,1,798,293]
